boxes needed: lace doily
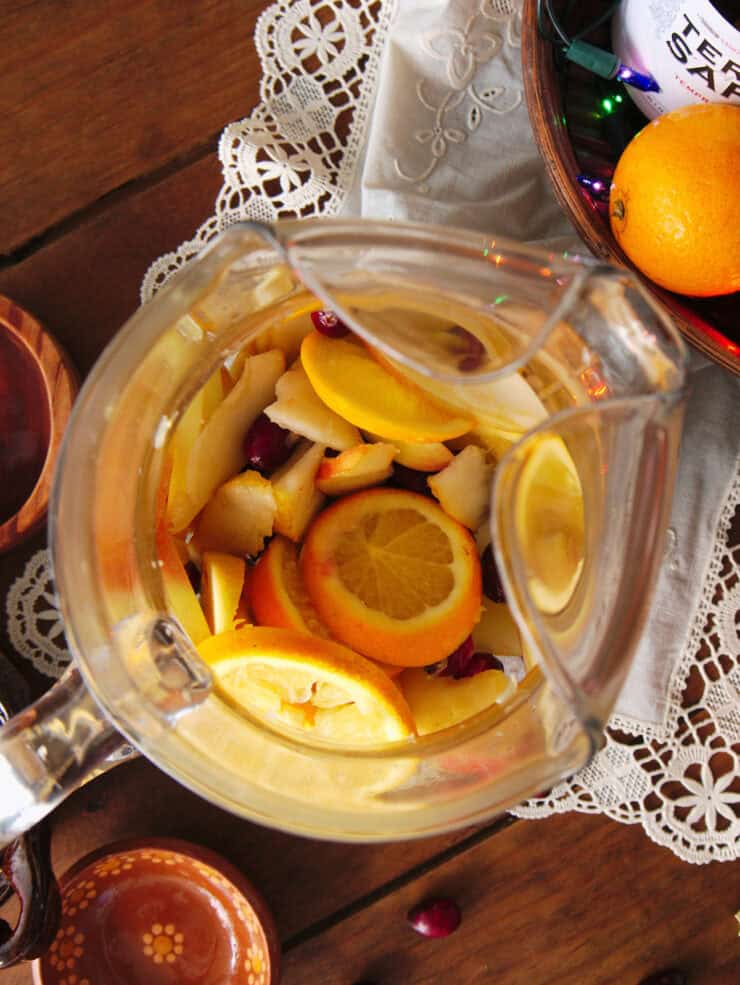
[3,0,738,865]
[141,0,397,302]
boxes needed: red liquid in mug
[0,330,51,525]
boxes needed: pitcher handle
[0,667,126,849]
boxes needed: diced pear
[428,445,493,530]
[473,599,522,657]
[272,441,326,541]
[175,349,285,531]
[200,552,246,635]
[264,362,361,450]
[316,442,397,496]
[196,470,277,556]
[364,432,453,472]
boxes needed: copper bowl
[520,0,739,374]
[32,838,281,985]
[0,296,77,552]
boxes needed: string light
[576,174,611,202]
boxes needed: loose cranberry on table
[243,413,292,475]
[310,309,350,338]
[407,897,461,938]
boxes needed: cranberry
[480,544,506,603]
[448,325,486,373]
[391,463,432,497]
[243,414,292,475]
[637,972,687,985]
[407,897,461,938]
[438,637,504,679]
[310,309,350,338]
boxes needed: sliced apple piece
[200,552,246,635]
[400,666,515,736]
[264,362,360,450]
[316,442,397,496]
[196,470,277,556]
[166,368,225,532]
[155,521,211,644]
[271,440,326,541]
[473,598,522,657]
[364,432,453,472]
[171,349,285,532]
[428,445,493,530]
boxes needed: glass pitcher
[0,218,686,852]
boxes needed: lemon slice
[301,488,482,667]
[514,433,585,614]
[300,332,473,442]
[198,626,416,745]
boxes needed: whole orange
[609,103,740,297]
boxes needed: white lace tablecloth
[5,0,739,864]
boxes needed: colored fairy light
[576,174,611,202]
[615,63,660,93]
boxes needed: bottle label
[612,0,740,118]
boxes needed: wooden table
[1,4,738,983]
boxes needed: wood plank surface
[0,154,221,378]
[281,810,740,985]
[0,0,266,256]
[0,757,494,984]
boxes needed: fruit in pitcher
[242,413,293,475]
[270,440,326,541]
[173,349,285,531]
[609,104,740,297]
[401,665,514,735]
[427,445,493,530]
[200,552,246,634]
[264,362,361,450]
[301,488,482,666]
[300,332,474,442]
[514,433,584,614]
[198,626,416,743]
[196,470,277,556]
[315,442,397,496]
[249,535,331,637]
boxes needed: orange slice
[198,626,415,744]
[300,332,473,443]
[301,488,481,667]
[249,535,403,679]
[514,433,584,614]
[249,535,331,638]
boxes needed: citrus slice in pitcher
[301,488,482,667]
[198,626,415,744]
[514,433,585,614]
[300,332,473,442]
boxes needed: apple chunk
[473,598,522,657]
[196,470,277,556]
[264,362,360,450]
[172,349,285,532]
[428,445,493,530]
[364,432,453,472]
[316,442,397,496]
[200,552,246,634]
[272,440,326,541]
